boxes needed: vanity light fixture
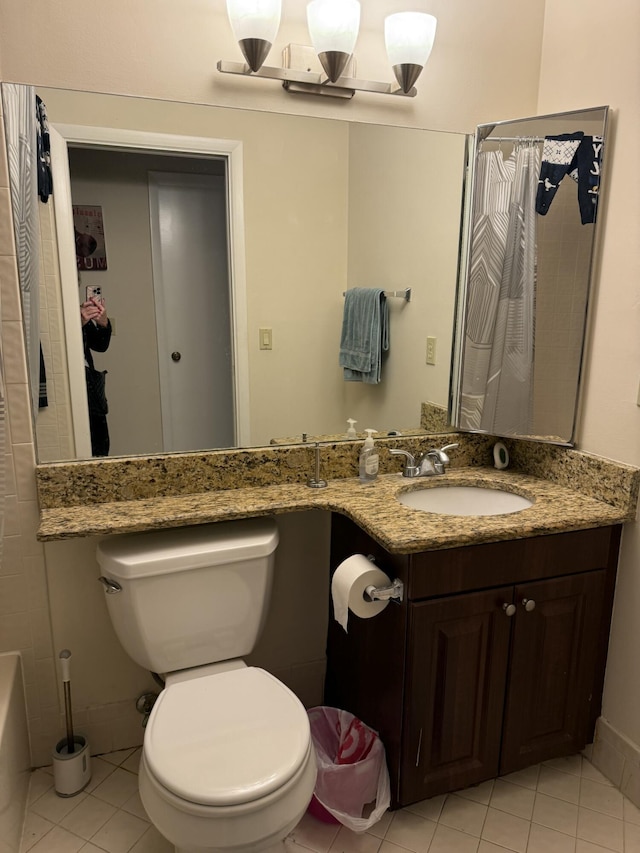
[225,0,282,72]
[218,0,437,99]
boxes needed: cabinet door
[500,570,606,774]
[401,587,513,804]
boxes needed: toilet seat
[144,666,311,807]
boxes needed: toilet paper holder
[363,577,404,603]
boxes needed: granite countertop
[37,467,631,553]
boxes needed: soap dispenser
[346,419,357,439]
[359,429,379,483]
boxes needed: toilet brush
[52,649,91,796]
[60,649,75,754]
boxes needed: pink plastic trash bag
[307,706,390,832]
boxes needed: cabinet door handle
[522,598,536,612]
[502,603,516,617]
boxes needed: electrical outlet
[426,336,436,365]
[259,328,273,350]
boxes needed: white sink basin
[398,485,533,516]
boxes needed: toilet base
[139,747,316,853]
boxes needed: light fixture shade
[307,0,360,82]
[385,12,437,91]
[226,0,282,71]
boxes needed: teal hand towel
[339,288,389,384]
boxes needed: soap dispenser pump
[346,419,357,439]
[359,429,379,483]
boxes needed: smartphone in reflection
[86,285,103,304]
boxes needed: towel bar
[342,288,411,302]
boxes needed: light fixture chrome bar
[216,59,416,98]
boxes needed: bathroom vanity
[325,513,622,808]
[33,433,638,812]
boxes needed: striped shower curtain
[459,142,540,435]
[1,84,40,414]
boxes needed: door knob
[502,603,516,617]
[171,351,182,362]
[522,598,536,612]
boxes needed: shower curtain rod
[481,136,544,143]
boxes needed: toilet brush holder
[53,735,91,797]
[53,649,91,796]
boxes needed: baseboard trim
[591,716,640,808]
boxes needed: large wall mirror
[4,87,606,464]
[2,84,468,463]
[450,106,608,445]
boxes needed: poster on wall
[73,205,108,271]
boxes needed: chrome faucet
[390,443,458,478]
[424,443,459,475]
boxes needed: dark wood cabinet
[402,586,512,801]
[325,515,621,807]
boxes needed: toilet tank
[96,518,279,674]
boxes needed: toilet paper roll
[331,554,391,633]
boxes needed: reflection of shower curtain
[460,142,540,434]
[1,84,40,413]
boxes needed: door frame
[49,123,250,457]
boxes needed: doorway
[49,125,249,459]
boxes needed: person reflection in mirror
[81,296,112,456]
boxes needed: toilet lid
[144,667,311,806]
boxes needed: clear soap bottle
[359,429,379,483]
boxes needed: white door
[149,172,236,452]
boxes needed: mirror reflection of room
[25,87,466,462]
[4,85,607,463]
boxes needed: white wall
[0,0,545,133]
[345,123,465,429]
[0,0,552,765]
[537,0,640,754]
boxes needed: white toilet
[96,518,317,853]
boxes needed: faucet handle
[436,441,458,465]
[389,448,420,478]
[425,442,459,474]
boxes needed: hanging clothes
[38,345,48,409]
[568,135,603,224]
[35,95,53,203]
[535,132,583,216]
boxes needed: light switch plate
[426,336,436,365]
[259,328,273,350]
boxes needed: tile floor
[19,748,640,853]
